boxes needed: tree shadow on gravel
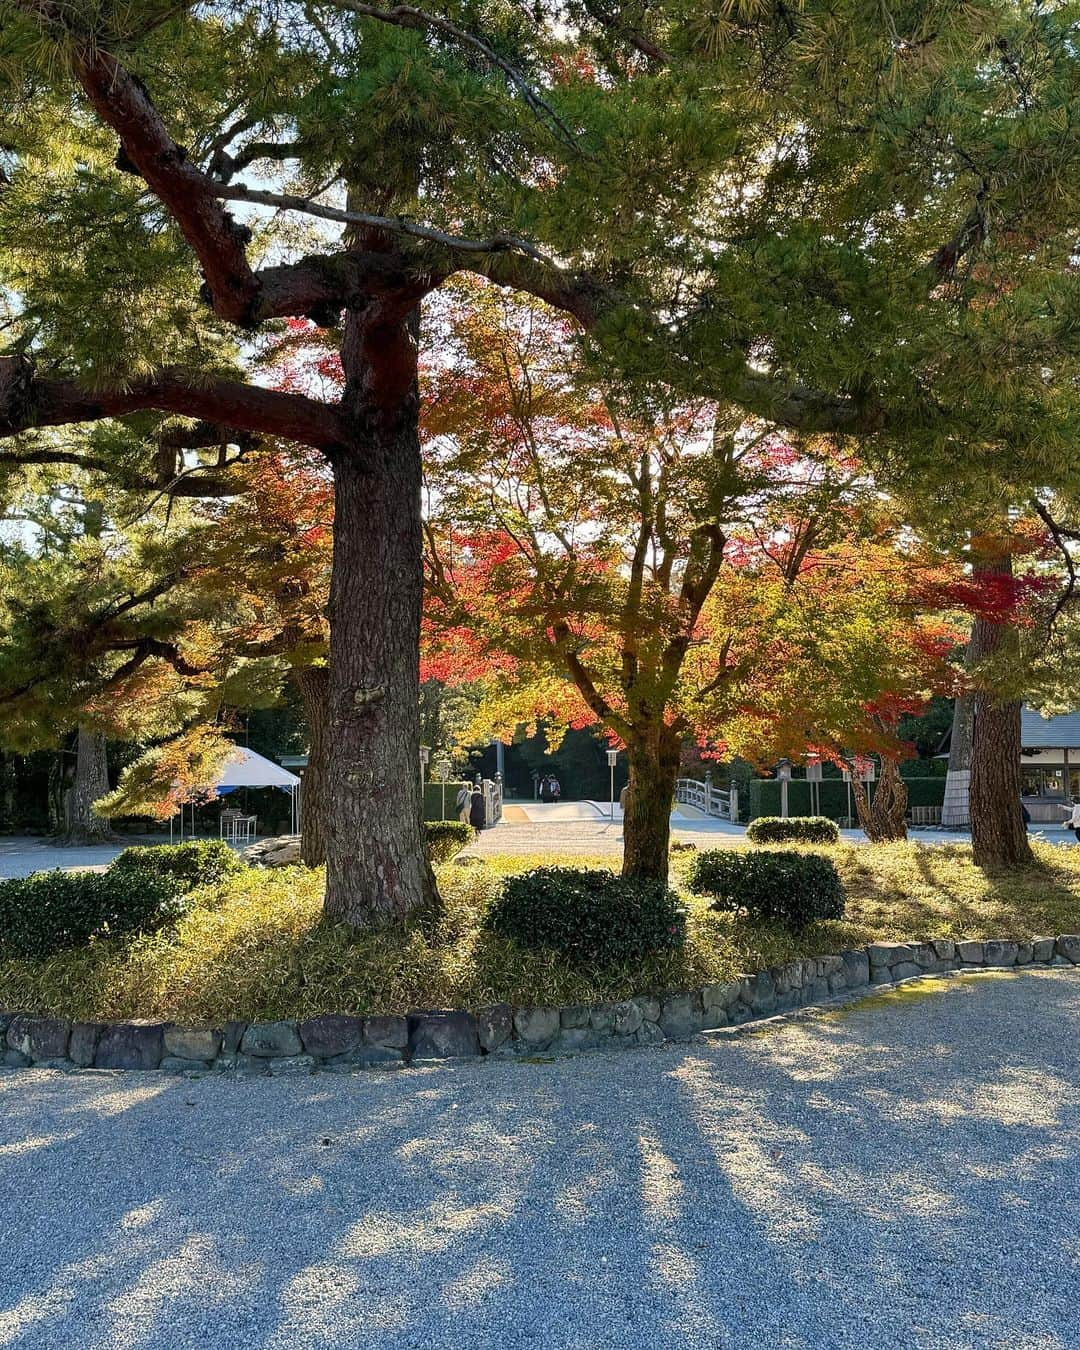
[0,970,1078,1348]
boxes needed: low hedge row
[746,816,840,845]
[484,867,687,965]
[687,849,845,929]
[0,868,189,959]
[112,839,243,886]
[425,821,473,863]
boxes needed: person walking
[539,775,552,803]
[550,776,561,803]
[1060,796,1080,841]
[469,783,486,832]
[456,782,472,825]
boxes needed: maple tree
[0,1,1075,919]
[422,290,915,869]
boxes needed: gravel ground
[1,970,1078,1349]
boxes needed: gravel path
[1,970,1078,1349]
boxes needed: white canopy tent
[171,745,302,841]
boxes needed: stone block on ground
[1032,937,1056,963]
[298,1015,363,1059]
[956,941,986,965]
[408,1011,480,1059]
[1056,935,1080,963]
[69,1022,104,1068]
[160,1056,210,1073]
[867,943,912,969]
[636,1021,665,1047]
[266,1055,317,1075]
[560,1005,590,1030]
[660,992,703,1039]
[983,941,1019,968]
[364,1016,409,1051]
[1015,943,1033,966]
[556,1027,597,1054]
[890,962,923,981]
[590,1004,617,1036]
[222,1021,248,1055]
[6,1015,71,1062]
[240,1021,303,1058]
[95,1021,167,1070]
[164,1027,223,1062]
[702,981,742,1010]
[613,1001,643,1037]
[513,1006,560,1046]
[633,996,661,1024]
[477,1005,513,1052]
[701,1005,729,1030]
[841,951,870,988]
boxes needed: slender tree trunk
[322,300,436,927]
[968,556,1033,867]
[622,725,682,880]
[292,666,330,867]
[62,724,113,843]
[850,758,908,841]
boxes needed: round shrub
[686,849,844,929]
[483,866,686,965]
[0,868,190,959]
[746,816,841,845]
[111,839,244,887]
[425,821,473,864]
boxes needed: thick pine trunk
[622,727,681,881]
[292,665,329,867]
[968,556,1033,867]
[322,357,436,926]
[63,724,113,843]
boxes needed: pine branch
[11,2,261,325]
[0,356,349,453]
[217,183,559,265]
[324,0,584,153]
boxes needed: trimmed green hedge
[747,816,840,845]
[111,839,243,887]
[686,849,845,929]
[425,821,473,863]
[748,777,945,822]
[484,867,687,965]
[0,868,189,958]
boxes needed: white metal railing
[675,777,735,821]
[908,804,942,826]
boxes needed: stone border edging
[3,934,1079,1075]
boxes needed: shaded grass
[2,841,1079,1023]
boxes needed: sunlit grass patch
[1,840,1077,1024]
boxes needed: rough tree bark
[622,726,682,880]
[62,723,113,842]
[850,758,908,841]
[968,556,1033,867]
[322,301,437,926]
[291,666,329,867]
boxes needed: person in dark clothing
[539,775,552,803]
[469,785,486,831]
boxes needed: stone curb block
[3,933,1078,1077]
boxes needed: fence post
[729,784,739,822]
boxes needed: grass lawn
[2,840,1079,1024]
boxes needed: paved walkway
[1,969,1078,1348]
[0,836,257,880]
